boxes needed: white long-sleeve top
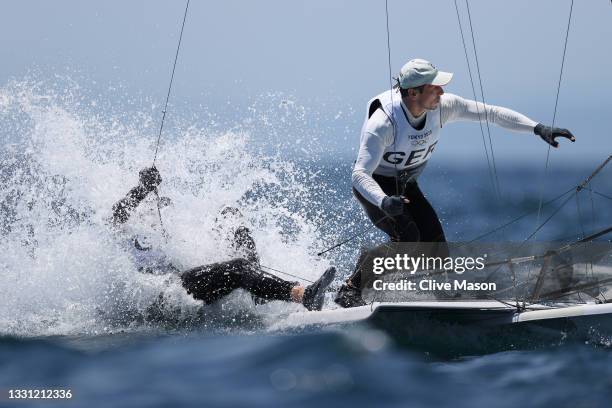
[352,92,538,207]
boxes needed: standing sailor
[335,58,576,308]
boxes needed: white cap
[398,59,453,89]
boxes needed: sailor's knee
[224,258,257,278]
[180,267,206,294]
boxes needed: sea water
[0,77,611,407]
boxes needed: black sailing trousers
[181,259,295,305]
[349,174,448,289]
[353,174,447,243]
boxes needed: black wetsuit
[180,225,296,304]
[353,175,446,243]
[180,258,294,305]
[348,175,448,291]
[112,184,296,305]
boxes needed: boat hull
[270,301,612,357]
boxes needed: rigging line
[574,187,611,243]
[560,224,612,247]
[535,0,575,233]
[260,264,314,284]
[494,237,610,302]
[592,189,612,201]
[588,187,595,233]
[549,226,607,244]
[491,277,537,296]
[575,193,586,238]
[154,189,169,240]
[481,225,612,272]
[453,0,496,197]
[581,197,596,281]
[390,223,610,281]
[465,186,575,243]
[150,0,190,237]
[508,258,519,307]
[539,276,612,302]
[576,154,611,191]
[317,215,391,256]
[466,154,610,243]
[153,0,191,166]
[522,154,608,242]
[483,191,576,282]
[575,155,612,235]
[384,0,400,197]
[524,191,576,242]
[465,0,501,199]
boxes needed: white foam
[0,77,337,337]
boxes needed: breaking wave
[0,76,350,337]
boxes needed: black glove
[139,166,162,192]
[381,195,407,217]
[534,123,575,148]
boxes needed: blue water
[1,78,611,407]
[1,330,612,408]
[1,162,611,408]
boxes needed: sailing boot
[334,246,371,308]
[334,282,366,308]
[303,267,336,311]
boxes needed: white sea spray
[0,76,350,336]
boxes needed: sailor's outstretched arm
[352,109,393,209]
[440,93,536,132]
[111,185,150,225]
[440,93,575,147]
[111,167,162,225]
